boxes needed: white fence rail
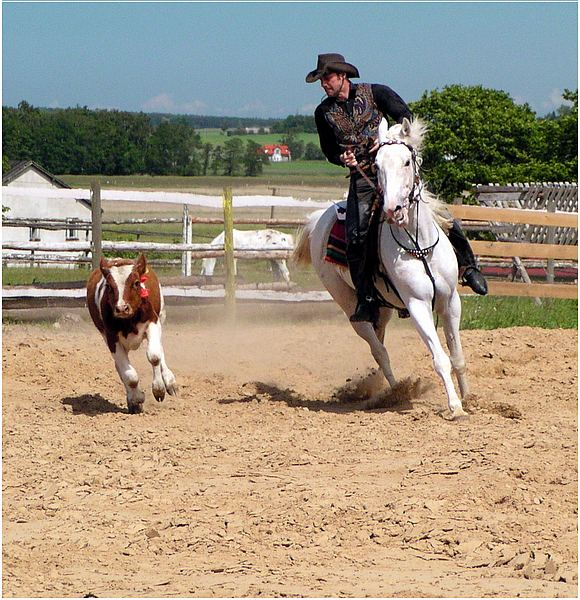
[3,183,577,307]
[2,185,333,210]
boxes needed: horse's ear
[378,118,390,143]
[401,117,412,139]
[134,253,147,275]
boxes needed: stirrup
[461,266,488,296]
[350,296,377,324]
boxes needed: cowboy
[306,53,488,323]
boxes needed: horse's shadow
[61,394,127,416]
[219,374,429,414]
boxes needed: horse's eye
[404,159,411,167]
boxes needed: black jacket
[314,82,412,166]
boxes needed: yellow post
[223,187,236,318]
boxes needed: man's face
[320,72,346,98]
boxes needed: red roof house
[261,144,291,162]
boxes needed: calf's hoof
[166,381,179,397]
[153,390,166,403]
[127,389,145,413]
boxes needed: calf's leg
[112,343,145,413]
[146,321,178,401]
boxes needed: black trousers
[345,172,378,296]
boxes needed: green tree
[535,89,578,178]
[145,119,201,175]
[280,132,304,161]
[2,101,42,164]
[243,139,266,176]
[201,142,213,175]
[410,85,545,198]
[272,114,316,133]
[303,141,324,160]
[222,137,244,176]
[210,145,224,175]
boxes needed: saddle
[324,206,348,267]
[324,203,408,315]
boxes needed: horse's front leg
[406,297,467,419]
[146,321,178,402]
[112,343,145,414]
[439,291,469,399]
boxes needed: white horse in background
[201,229,294,283]
[293,118,469,419]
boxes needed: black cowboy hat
[305,53,360,83]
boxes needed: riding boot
[347,250,378,324]
[448,220,488,295]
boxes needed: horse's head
[375,117,425,228]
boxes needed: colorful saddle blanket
[325,206,348,267]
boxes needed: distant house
[244,126,270,134]
[261,144,291,163]
[2,160,92,268]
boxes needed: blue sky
[2,1,578,118]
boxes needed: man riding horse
[306,52,488,323]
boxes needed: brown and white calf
[87,253,178,413]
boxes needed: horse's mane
[386,117,429,152]
[387,117,452,233]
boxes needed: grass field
[60,160,346,194]
[197,130,320,147]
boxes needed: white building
[2,161,92,268]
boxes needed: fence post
[181,204,192,277]
[546,197,556,283]
[223,187,236,318]
[91,181,102,270]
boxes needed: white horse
[293,118,469,419]
[201,229,293,283]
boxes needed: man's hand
[340,149,358,167]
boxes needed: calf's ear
[134,253,148,275]
[99,256,110,277]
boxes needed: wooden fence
[2,183,578,305]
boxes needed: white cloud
[180,99,208,114]
[141,93,208,114]
[542,88,572,112]
[142,93,176,112]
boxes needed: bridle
[375,137,439,309]
[375,138,423,214]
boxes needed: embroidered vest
[325,83,383,158]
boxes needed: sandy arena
[2,303,578,598]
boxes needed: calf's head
[100,253,149,319]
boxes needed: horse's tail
[292,209,324,267]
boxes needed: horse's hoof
[442,408,469,421]
[452,408,470,421]
[128,402,144,414]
